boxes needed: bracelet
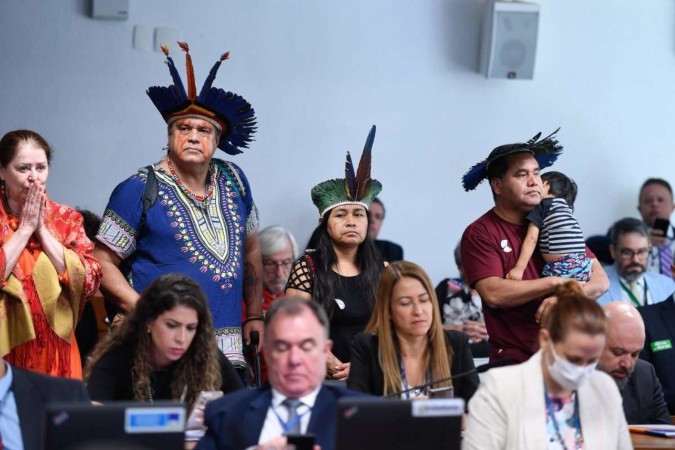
[244,315,264,325]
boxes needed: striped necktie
[659,245,673,277]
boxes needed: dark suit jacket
[374,239,403,262]
[196,384,367,450]
[347,330,479,404]
[621,359,671,424]
[11,366,90,450]
[639,295,675,413]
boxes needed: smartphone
[653,218,671,236]
[287,434,315,450]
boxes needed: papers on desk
[629,425,675,438]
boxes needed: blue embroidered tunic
[97,158,259,367]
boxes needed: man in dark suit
[639,294,675,414]
[368,198,404,262]
[598,302,670,424]
[0,359,90,450]
[196,297,367,450]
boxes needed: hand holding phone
[186,390,223,430]
[286,434,316,450]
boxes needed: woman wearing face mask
[463,282,631,450]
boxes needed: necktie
[659,245,673,278]
[282,398,303,435]
[629,280,643,306]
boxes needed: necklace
[165,158,215,208]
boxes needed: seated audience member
[0,358,90,450]
[349,261,479,403]
[506,171,591,282]
[368,197,404,262]
[464,283,631,450]
[639,293,675,413]
[597,218,675,306]
[598,302,670,424]
[637,178,675,278]
[196,297,367,450]
[435,242,488,358]
[254,225,299,313]
[85,273,242,407]
[286,126,384,381]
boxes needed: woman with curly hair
[85,273,242,408]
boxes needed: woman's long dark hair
[311,208,383,317]
[85,273,221,409]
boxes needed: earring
[147,328,151,334]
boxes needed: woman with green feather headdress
[286,125,384,381]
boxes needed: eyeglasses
[263,259,293,270]
[619,248,650,259]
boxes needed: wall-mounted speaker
[479,1,540,80]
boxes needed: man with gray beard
[598,302,670,424]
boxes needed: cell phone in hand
[653,218,671,236]
[185,390,223,429]
[287,434,315,450]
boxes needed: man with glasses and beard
[597,218,675,306]
[598,302,670,424]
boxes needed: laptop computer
[43,401,186,450]
[335,397,464,450]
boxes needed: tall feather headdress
[462,128,563,191]
[147,42,257,155]
[311,125,383,217]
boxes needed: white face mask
[546,344,597,391]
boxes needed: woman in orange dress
[0,130,101,379]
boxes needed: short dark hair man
[637,178,675,278]
[0,359,90,450]
[368,197,404,262]
[460,130,609,362]
[598,302,670,424]
[196,297,366,450]
[597,218,675,306]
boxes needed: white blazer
[463,350,632,450]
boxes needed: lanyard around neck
[544,385,582,450]
[272,401,311,435]
[619,279,648,307]
[399,358,430,400]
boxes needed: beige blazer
[463,350,632,450]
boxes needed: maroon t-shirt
[461,209,595,363]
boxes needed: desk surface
[631,432,675,449]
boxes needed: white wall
[1,0,674,283]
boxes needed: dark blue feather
[462,160,489,192]
[345,151,356,198]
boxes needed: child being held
[506,171,591,282]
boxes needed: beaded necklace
[165,157,215,208]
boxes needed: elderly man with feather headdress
[95,43,263,374]
[460,129,609,363]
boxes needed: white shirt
[257,386,321,444]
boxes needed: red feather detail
[178,42,197,100]
[354,145,372,200]
[220,51,230,62]
[160,44,170,57]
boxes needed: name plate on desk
[412,398,465,417]
[125,407,185,433]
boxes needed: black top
[622,358,671,424]
[347,330,479,404]
[86,344,243,402]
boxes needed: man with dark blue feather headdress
[459,130,609,363]
[95,43,263,375]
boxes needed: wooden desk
[631,432,675,449]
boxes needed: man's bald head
[598,302,646,389]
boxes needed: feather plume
[160,44,169,57]
[345,152,356,199]
[199,50,230,101]
[462,160,489,192]
[354,125,376,200]
[178,42,197,100]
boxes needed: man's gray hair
[259,225,299,259]
[265,297,330,339]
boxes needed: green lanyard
[619,279,648,307]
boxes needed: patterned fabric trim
[98,209,139,260]
[215,327,245,368]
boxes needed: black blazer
[621,359,671,424]
[11,366,90,450]
[347,330,479,404]
[639,295,675,413]
[374,239,404,262]
[196,384,368,450]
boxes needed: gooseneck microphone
[384,357,517,399]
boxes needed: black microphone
[384,357,517,399]
[250,330,260,347]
